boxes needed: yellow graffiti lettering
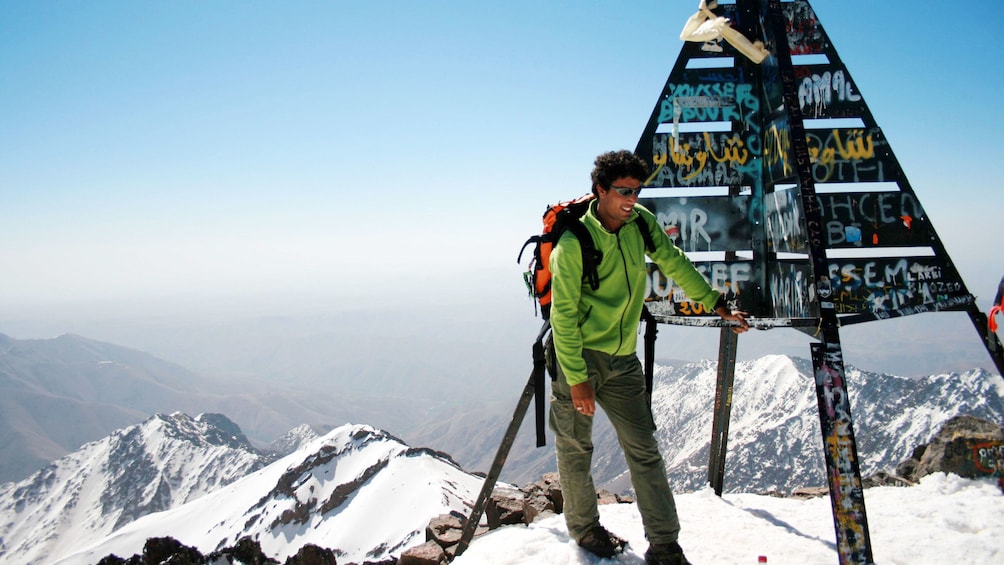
[834,129,874,160]
[704,132,751,166]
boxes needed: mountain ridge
[0,332,378,483]
[0,412,269,565]
[51,424,481,565]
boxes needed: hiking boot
[645,541,692,565]
[577,525,628,558]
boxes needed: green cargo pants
[548,346,681,545]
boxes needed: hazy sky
[2,0,1002,317]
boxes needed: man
[548,150,749,565]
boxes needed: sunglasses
[610,186,643,197]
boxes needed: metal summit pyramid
[632,1,1004,563]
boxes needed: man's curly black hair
[590,150,650,196]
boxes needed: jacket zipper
[614,229,633,355]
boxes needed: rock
[142,536,204,564]
[861,471,915,489]
[596,489,620,505]
[284,544,338,565]
[208,536,279,564]
[426,512,464,548]
[520,472,563,514]
[895,415,1004,483]
[95,556,135,565]
[398,540,447,565]
[790,486,829,499]
[485,489,524,529]
[522,488,555,523]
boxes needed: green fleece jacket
[549,201,721,386]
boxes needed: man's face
[595,176,642,231]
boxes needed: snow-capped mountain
[0,412,269,565]
[266,423,326,457]
[596,355,1004,494]
[3,354,1002,564]
[409,355,1004,491]
[51,424,482,565]
[0,332,210,484]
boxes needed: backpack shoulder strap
[566,219,602,291]
[632,211,657,254]
[641,305,658,396]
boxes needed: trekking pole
[454,321,550,558]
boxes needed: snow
[52,426,484,565]
[454,474,1004,565]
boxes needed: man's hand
[570,382,596,417]
[717,306,750,334]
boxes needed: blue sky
[2,0,1002,317]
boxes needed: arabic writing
[807,128,885,183]
[648,81,761,188]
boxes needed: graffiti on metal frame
[769,261,816,319]
[810,341,871,563]
[648,131,759,188]
[655,74,750,125]
[772,256,969,317]
[639,195,752,253]
[767,189,932,252]
[796,65,864,118]
[784,1,827,55]
[766,188,807,253]
[763,114,794,184]
[818,191,931,248]
[647,80,762,188]
[807,127,889,183]
[645,261,755,316]
[762,123,893,185]
[827,256,965,314]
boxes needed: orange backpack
[518,194,598,319]
[518,193,655,319]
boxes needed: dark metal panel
[827,255,970,315]
[783,0,830,55]
[648,67,753,129]
[769,259,818,319]
[805,126,897,184]
[777,255,974,317]
[794,64,868,119]
[769,188,937,252]
[765,123,902,184]
[817,190,935,248]
[645,260,758,315]
[766,187,808,254]
[763,112,797,184]
[639,195,753,252]
[647,131,761,188]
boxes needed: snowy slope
[453,474,1004,565]
[595,355,1004,494]
[0,412,266,565]
[4,354,1002,564]
[53,424,484,565]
